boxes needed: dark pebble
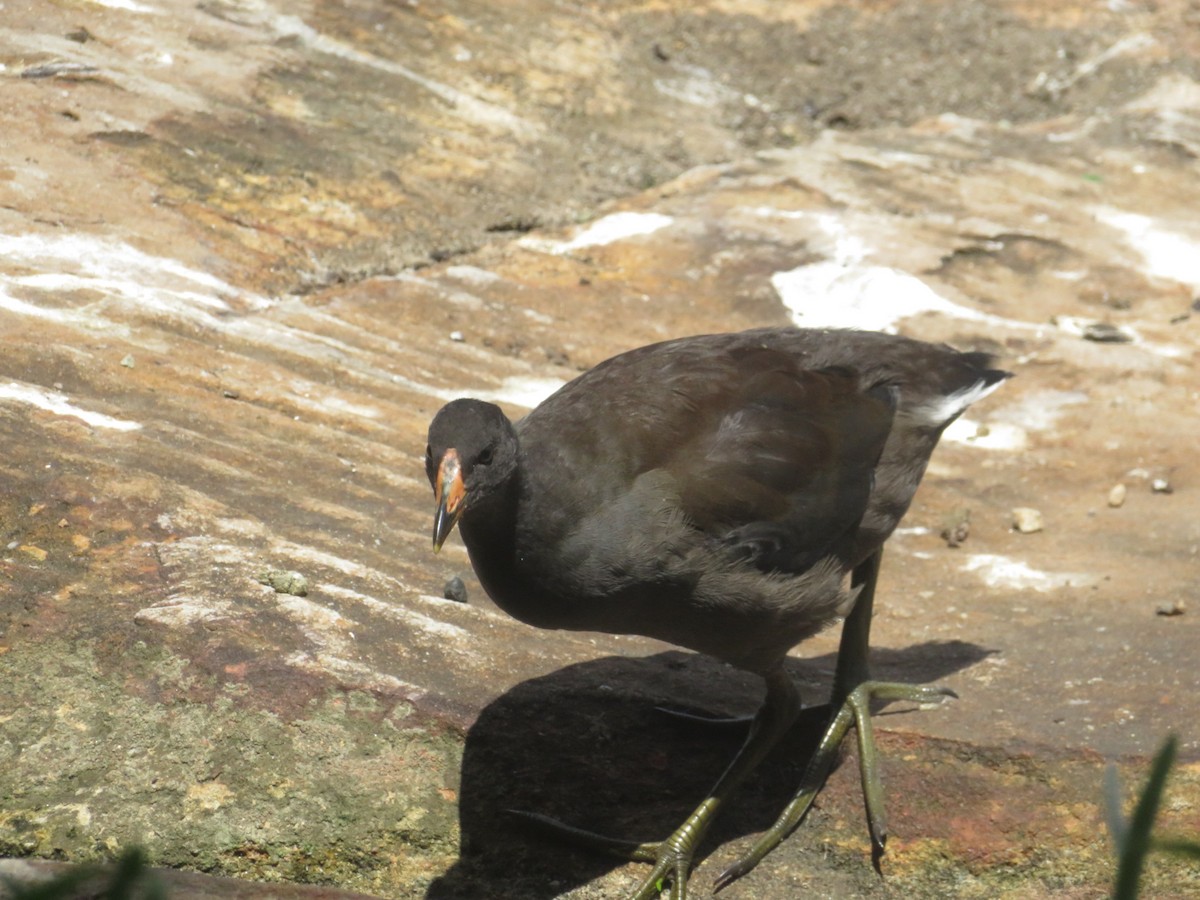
[443,575,468,603]
[1082,322,1132,343]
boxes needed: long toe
[507,809,660,862]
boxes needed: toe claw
[712,859,748,894]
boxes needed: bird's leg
[511,667,801,900]
[714,548,955,892]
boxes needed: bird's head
[426,398,519,551]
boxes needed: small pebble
[1156,600,1186,617]
[1107,483,1127,508]
[1052,315,1135,342]
[1011,507,1043,534]
[1151,478,1173,494]
[257,569,308,596]
[939,507,971,548]
[1081,322,1133,343]
[443,575,468,603]
[120,354,135,368]
[449,331,465,342]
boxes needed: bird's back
[469,327,1008,669]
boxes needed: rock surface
[2,1,1199,898]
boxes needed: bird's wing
[663,349,895,572]
[522,341,895,574]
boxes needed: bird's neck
[457,472,574,630]
[458,477,528,604]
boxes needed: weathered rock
[2,1,1199,898]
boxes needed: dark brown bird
[425,326,1009,899]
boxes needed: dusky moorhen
[426,326,1009,898]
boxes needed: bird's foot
[713,680,955,893]
[510,801,718,899]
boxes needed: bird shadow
[425,640,993,899]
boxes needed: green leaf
[1112,735,1178,900]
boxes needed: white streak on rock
[962,554,1096,591]
[0,382,142,431]
[520,212,674,254]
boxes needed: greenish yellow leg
[714,549,955,892]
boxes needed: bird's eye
[478,446,494,466]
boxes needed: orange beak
[432,449,466,551]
